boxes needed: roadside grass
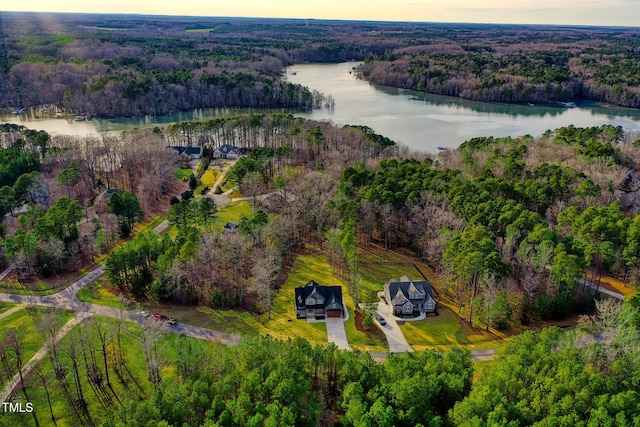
[0,277,64,295]
[0,307,73,390]
[400,305,501,352]
[1,314,231,426]
[598,275,636,296]
[0,302,15,314]
[76,278,123,308]
[472,360,494,382]
[194,168,220,196]
[2,316,153,427]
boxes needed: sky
[4,0,640,27]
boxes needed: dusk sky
[4,0,640,27]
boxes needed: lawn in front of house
[400,305,501,352]
[264,249,386,351]
[214,200,252,230]
[357,245,443,302]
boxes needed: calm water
[286,62,640,152]
[4,61,640,153]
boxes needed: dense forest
[2,13,640,117]
[337,124,640,327]
[2,303,638,426]
[1,115,640,425]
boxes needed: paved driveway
[377,301,413,353]
[326,317,351,350]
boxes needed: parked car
[152,313,167,320]
[167,317,177,325]
[137,311,150,317]
[376,314,386,325]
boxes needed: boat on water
[560,101,576,108]
[528,103,535,107]
[74,115,87,121]
[54,113,64,118]
[436,146,448,151]
[12,107,26,114]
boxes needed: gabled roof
[294,280,344,311]
[167,146,201,156]
[216,143,240,154]
[385,275,434,305]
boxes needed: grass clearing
[2,316,152,427]
[76,278,123,308]
[0,302,15,314]
[175,167,193,180]
[400,305,500,352]
[263,249,386,351]
[215,200,252,230]
[357,245,442,302]
[0,307,73,390]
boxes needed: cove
[286,62,640,153]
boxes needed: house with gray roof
[295,280,344,320]
[383,275,436,317]
[213,144,240,160]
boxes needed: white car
[137,311,150,317]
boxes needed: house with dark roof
[295,280,345,320]
[223,222,239,234]
[383,275,436,317]
[168,146,202,160]
[213,144,240,160]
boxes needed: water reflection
[3,61,640,153]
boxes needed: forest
[0,113,639,425]
[2,13,640,116]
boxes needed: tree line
[336,125,640,327]
[4,14,640,117]
[3,301,638,426]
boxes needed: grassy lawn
[400,305,501,352]
[0,307,73,390]
[175,167,193,180]
[2,316,153,427]
[0,302,15,314]
[194,168,220,196]
[0,314,230,426]
[262,249,386,351]
[0,276,68,295]
[76,277,123,308]
[214,200,252,230]
[357,245,443,302]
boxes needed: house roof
[216,143,240,154]
[294,280,344,311]
[167,146,201,156]
[385,276,434,306]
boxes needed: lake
[3,61,640,153]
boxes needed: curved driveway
[376,301,414,353]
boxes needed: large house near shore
[384,275,436,317]
[213,144,240,160]
[295,280,345,320]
